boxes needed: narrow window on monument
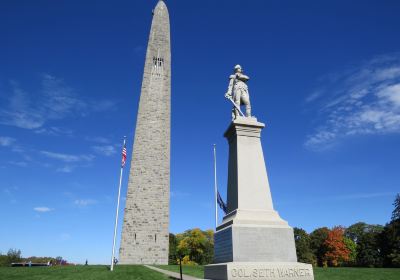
[134,233,136,240]
[158,58,164,76]
[155,234,157,243]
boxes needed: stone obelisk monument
[205,66,314,279]
[119,0,170,265]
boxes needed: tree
[391,194,400,222]
[0,253,8,267]
[176,228,214,265]
[345,222,368,243]
[344,222,386,267]
[380,220,400,267]
[293,228,316,265]
[55,256,63,265]
[357,228,383,267]
[343,237,357,266]
[169,233,178,264]
[203,230,214,264]
[310,227,329,266]
[324,227,350,267]
[7,249,22,264]
[380,195,400,268]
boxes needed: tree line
[169,194,400,267]
[295,194,400,268]
[0,249,68,267]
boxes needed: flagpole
[213,144,218,229]
[111,136,126,271]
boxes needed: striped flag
[121,141,127,167]
[217,191,227,214]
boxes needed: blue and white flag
[217,191,227,214]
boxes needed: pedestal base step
[204,262,314,280]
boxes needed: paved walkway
[144,265,202,280]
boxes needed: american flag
[121,141,127,167]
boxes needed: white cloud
[377,84,400,107]
[305,90,323,103]
[0,136,15,147]
[40,150,94,162]
[57,166,74,173]
[92,145,116,156]
[374,67,400,81]
[304,131,336,148]
[34,126,74,136]
[90,100,117,112]
[0,138,29,160]
[0,82,44,129]
[9,161,28,167]
[305,54,400,150]
[34,207,53,212]
[74,199,97,207]
[41,74,87,119]
[0,75,116,130]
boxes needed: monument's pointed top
[152,0,169,21]
[155,0,167,9]
[149,0,170,43]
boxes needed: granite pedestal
[205,117,314,280]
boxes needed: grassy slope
[0,265,170,280]
[157,265,400,280]
[1,265,400,280]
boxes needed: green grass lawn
[1,265,400,280]
[0,265,171,280]
[157,265,204,278]
[158,265,400,280]
[314,267,400,280]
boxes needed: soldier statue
[225,65,252,119]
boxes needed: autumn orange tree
[324,226,350,266]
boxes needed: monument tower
[119,0,170,264]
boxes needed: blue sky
[1,0,399,264]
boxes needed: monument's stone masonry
[119,0,170,265]
[205,115,314,279]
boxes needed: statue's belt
[234,82,248,89]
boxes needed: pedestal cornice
[224,117,265,140]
